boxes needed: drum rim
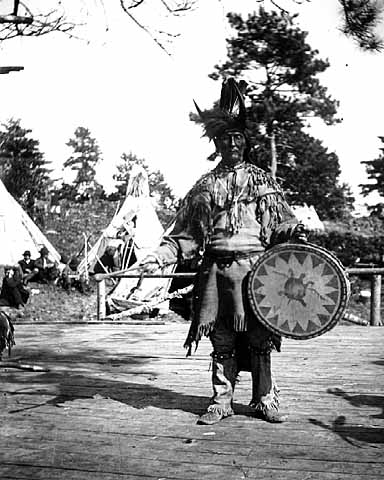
[247,242,350,340]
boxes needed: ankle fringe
[207,404,234,417]
[249,384,280,413]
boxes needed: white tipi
[77,166,165,276]
[0,179,61,265]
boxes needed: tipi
[291,204,325,231]
[99,167,176,314]
[77,166,165,276]
[0,179,61,265]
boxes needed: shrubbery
[309,230,384,267]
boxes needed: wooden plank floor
[0,322,383,480]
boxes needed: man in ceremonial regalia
[141,79,305,425]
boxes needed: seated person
[18,250,39,284]
[94,246,120,274]
[68,256,80,272]
[0,265,30,309]
[57,255,87,293]
[34,247,59,284]
[57,254,72,290]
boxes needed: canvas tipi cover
[291,204,325,231]
[0,179,61,265]
[98,167,176,314]
[77,166,165,276]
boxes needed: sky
[1,0,384,210]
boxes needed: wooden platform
[0,322,383,479]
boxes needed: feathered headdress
[194,78,249,141]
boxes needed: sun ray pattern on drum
[248,243,350,339]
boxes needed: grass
[12,281,98,324]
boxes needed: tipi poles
[122,236,135,269]
[83,233,89,284]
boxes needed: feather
[193,99,205,121]
[193,77,250,143]
[219,78,247,126]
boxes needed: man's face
[216,130,246,165]
[24,255,30,261]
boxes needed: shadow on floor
[6,370,257,419]
[309,387,384,447]
[3,339,255,420]
[327,387,384,419]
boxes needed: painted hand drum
[248,243,350,339]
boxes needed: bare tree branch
[119,0,172,55]
[0,0,382,55]
[121,0,146,9]
[0,1,76,41]
[271,0,290,14]
[118,0,196,55]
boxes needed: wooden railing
[94,271,196,321]
[95,268,384,326]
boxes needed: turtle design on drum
[279,270,315,307]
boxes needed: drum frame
[247,242,350,340]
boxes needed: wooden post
[370,274,382,326]
[97,279,106,321]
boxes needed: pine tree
[282,131,354,220]
[63,126,103,200]
[360,136,384,199]
[0,118,52,214]
[192,8,353,220]
[209,8,339,178]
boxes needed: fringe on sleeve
[256,191,296,246]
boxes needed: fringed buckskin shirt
[155,162,299,353]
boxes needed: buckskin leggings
[207,320,279,416]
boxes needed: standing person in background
[141,79,306,425]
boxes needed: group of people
[18,247,59,285]
[0,247,74,309]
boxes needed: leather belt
[204,250,263,262]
